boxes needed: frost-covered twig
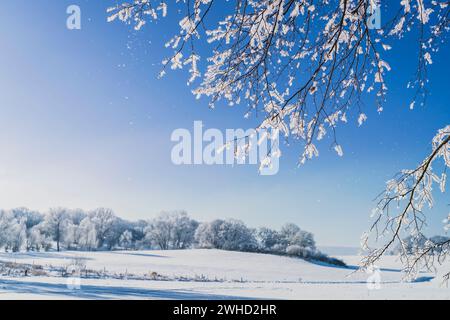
[362,125,450,280]
[108,0,449,164]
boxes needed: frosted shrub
[286,245,309,257]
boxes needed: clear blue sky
[0,0,448,246]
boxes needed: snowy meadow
[0,249,449,300]
[1,208,448,299]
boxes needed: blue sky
[0,0,448,246]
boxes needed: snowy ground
[0,249,449,299]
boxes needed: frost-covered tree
[256,224,318,255]
[63,222,81,250]
[389,234,450,255]
[27,225,51,252]
[0,213,27,252]
[145,215,172,250]
[10,207,44,230]
[0,208,46,252]
[429,235,450,247]
[257,227,283,251]
[107,218,129,250]
[9,219,27,252]
[144,211,199,249]
[195,219,257,251]
[390,234,428,255]
[286,244,310,257]
[130,219,149,249]
[42,208,69,252]
[280,223,301,244]
[108,0,450,278]
[194,219,225,249]
[55,209,90,250]
[0,210,15,250]
[292,229,316,250]
[279,223,315,249]
[78,217,98,250]
[170,211,199,249]
[67,208,88,225]
[119,230,133,250]
[219,219,258,251]
[89,208,119,249]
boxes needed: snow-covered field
[0,249,449,299]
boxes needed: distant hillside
[318,246,361,256]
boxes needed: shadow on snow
[0,278,253,300]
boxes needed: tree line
[0,207,344,265]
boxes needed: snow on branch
[361,125,450,281]
[107,0,449,164]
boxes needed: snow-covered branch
[107,0,449,164]
[362,125,450,280]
